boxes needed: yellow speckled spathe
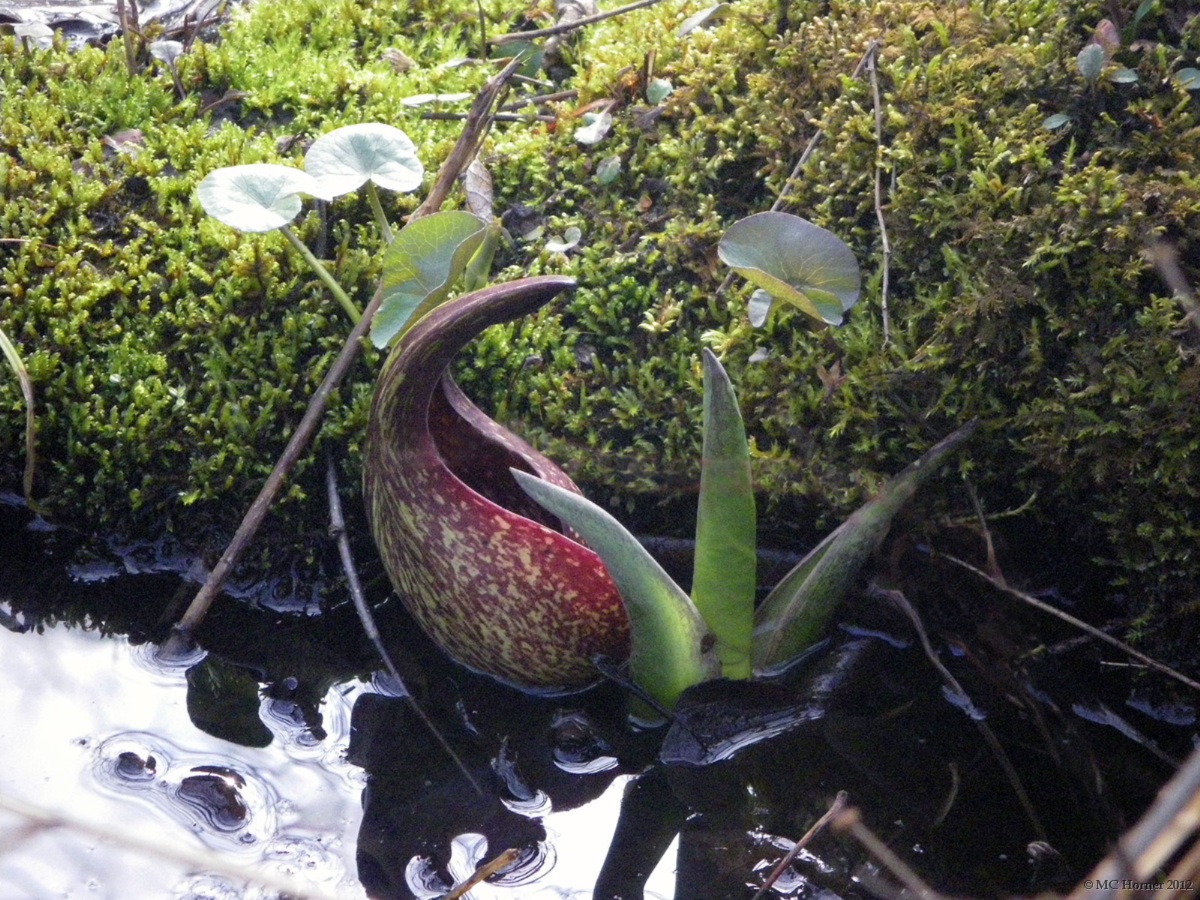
[364,277,629,691]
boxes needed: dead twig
[116,0,139,76]
[163,58,524,656]
[941,553,1200,694]
[750,791,848,900]
[872,584,1046,841]
[444,847,521,899]
[773,40,880,213]
[414,56,522,218]
[1071,743,1200,899]
[866,42,892,343]
[500,88,578,109]
[1145,241,1200,342]
[324,456,483,795]
[490,0,664,44]
[833,806,957,900]
[0,792,342,900]
[420,111,557,123]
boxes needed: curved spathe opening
[427,373,579,538]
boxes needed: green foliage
[373,211,490,348]
[513,468,716,716]
[719,212,862,326]
[518,351,972,707]
[1,0,1198,656]
[692,349,755,678]
[469,0,1200,633]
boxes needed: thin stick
[474,0,488,58]
[414,56,522,218]
[872,584,1047,841]
[160,282,385,658]
[1071,744,1200,898]
[0,792,343,900]
[490,0,664,44]
[500,89,578,109]
[116,0,138,76]
[1145,241,1200,341]
[833,807,954,900]
[421,112,557,123]
[163,55,524,655]
[866,42,892,343]
[773,41,879,213]
[750,791,848,900]
[445,848,521,899]
[942,553,1200,694]
[324,456,483,794]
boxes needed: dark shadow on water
[1,496,1197,898]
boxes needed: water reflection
[0,618,677,898]
[0,623,367,898]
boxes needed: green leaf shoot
[691,349,755,680]
[752,422,978,673]
[512,469,716,715]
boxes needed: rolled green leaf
[514,470,716,713]
[752,421,978,673]
[371,210,490,348]
[691,349,755,679]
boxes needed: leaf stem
[279,225,362,323]
[0,324,36,506]
[365,182,394,245]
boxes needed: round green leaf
[1076,43,1105,84]
[596,155,622,185]
[304,123,424,197]
[1176,68,1200,91]
[718,212,861,326]
[196,164,329,233]
[1043,113,1072,131]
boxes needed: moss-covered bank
[2,0,1198,654]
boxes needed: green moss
[1,0,1198,651]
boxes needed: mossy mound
[1,0,1198,650]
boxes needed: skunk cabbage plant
[364,276,629,692]
[362,213,974,713]
[518,354,977,711]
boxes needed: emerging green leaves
[371,211,490,348]
[691,349,755,679]
[196,164,330,233]
[751,421,978,673]
[513,470,715,716]
[304,123,424,197]
[718,212,861,326]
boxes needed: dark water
[2,493,1197,899]
[0,499,674,899]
